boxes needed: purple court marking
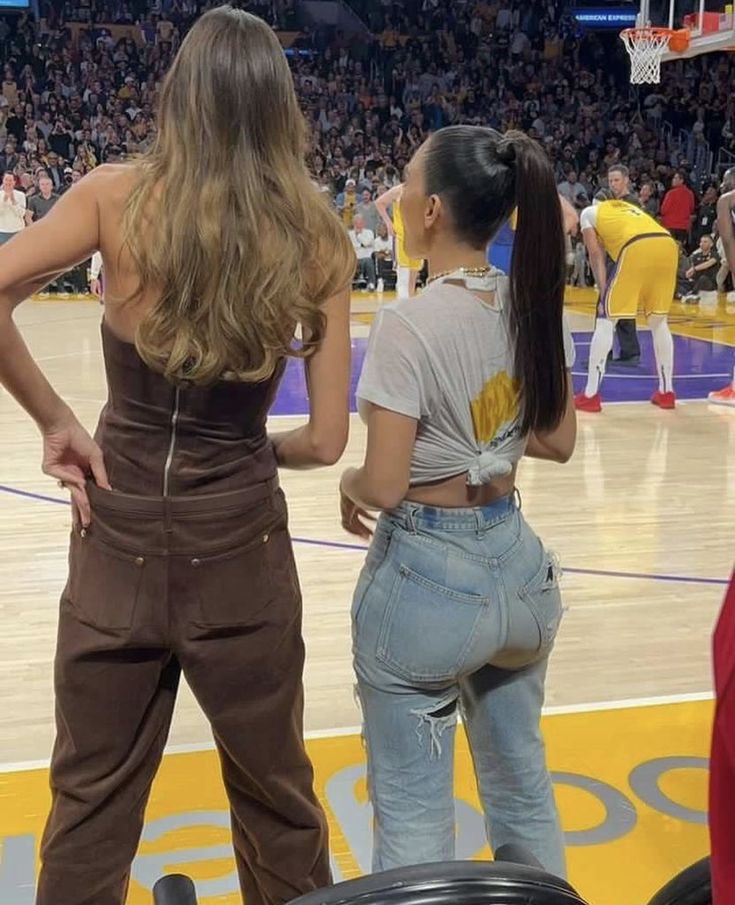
[0,482,728,588]
[562,566,729,587]
[270,331,734,415]
[0,483,71,506]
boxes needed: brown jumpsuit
[36,322,329,905]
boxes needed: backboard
[636,0,735,60]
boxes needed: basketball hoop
[620,27,690,84]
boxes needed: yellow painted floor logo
[0,700,711,904]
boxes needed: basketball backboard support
[636,0,735,60]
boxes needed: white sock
[396,266,410,298]
[584,318,615,397]
[649,314,674,393]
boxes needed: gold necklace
[426,265,494,286]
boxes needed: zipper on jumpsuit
[162,386,181,498]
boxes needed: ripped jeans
[352,495,566,878]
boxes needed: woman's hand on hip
[340,469,376,540]
[42,411,111,527]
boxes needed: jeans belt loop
[405,506,419,535]
[473,507,486,537]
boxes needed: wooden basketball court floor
[0,290,733,904]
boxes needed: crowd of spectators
[1,0,735,292]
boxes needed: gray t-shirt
[357,273,575,486]
[27,192,58,220]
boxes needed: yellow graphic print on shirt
[470,371,520,444]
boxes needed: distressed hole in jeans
[411,697,459,760]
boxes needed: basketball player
[375,183,422,297]
[709,169,735,404]
[607,163,641,363]
[575,189,678,412]
[0,10,355,905]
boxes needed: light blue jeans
[352,495,566,878]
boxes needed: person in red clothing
[660,171,696,246]
[710,570,735,903]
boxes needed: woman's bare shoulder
[84,162,142,205]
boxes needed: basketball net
[620,27,673,84]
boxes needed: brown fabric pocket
[65,527,146,631]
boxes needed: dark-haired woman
[340,126,576,878]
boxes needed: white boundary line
[571,371,730,380]
[0,691,713,776]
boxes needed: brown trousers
[37,480,329,905]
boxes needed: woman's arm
[340,403,416,538]
[0,169,105,429]
[525,373,577,463]
[0,167,113,522]
[342,403,416,510]
[270,286,352,468]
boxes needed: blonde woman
[0,8,354,905]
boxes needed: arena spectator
[639,181,660,218]
[693,184,719,247]
[0,0,732,292]
[25,173,57,224]
[558,170,588,209]
[0,171,25,244]
[349,213,376,290]
[355,187,379,232]
[336,178,359,228]
[46,153,66,192]
[680,233,720,303]
[661,172,697,245]
[374,220,392,260]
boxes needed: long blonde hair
[123,6,354,384]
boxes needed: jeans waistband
[388,492,517,533]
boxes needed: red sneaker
[651,390,676,410]
[575,392,602,413]
[708,384,735,406]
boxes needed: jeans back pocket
[519,552,563,652]
[377,563,491,684]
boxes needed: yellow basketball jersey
[393,197,422,270]
[595,200,669,261]
[393,197,407,240]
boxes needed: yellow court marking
[0,699,712,904]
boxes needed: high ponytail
[501,131,568,435]
[424,126,568,436]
